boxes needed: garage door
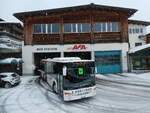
[95,51,122,74]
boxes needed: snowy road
[1,73,150,113]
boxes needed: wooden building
[14,3,137,75]
[146,33,150,43]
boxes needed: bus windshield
[63,62,95,90]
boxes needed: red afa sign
[67,45,88,50]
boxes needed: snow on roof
[129,44,150,54]
[0,58,23,64]
[0,72,14,76]
[42,57,94,63]
[0,21,20,24]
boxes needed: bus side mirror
[95,67,97,74]
[63,66,67,76]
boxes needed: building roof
[0,21,23,28]
[129,44,150,54]
[146,33,150,36]
[14,3,137,22]
[0,18,4,21]
[128,20,150,26]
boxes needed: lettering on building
[36,48,57,51]
[67,45,88,50]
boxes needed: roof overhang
[128,20,150,26]
[14,3,137,22]
[129,44,150,54]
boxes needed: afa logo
[67,45,88,50]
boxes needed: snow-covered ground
[1,73,150,113]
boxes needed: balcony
[32,34,61,44]
[93,32,121,43]
[63,33,91,44]
[32,32,122,45]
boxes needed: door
[95,51,122,74]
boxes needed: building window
[82,23,90,32]
[135,28,139,33]
[129,28,144,34]
[129,28,132,34]
[94,22,120,32]
[33,24,46,34]
[77,24,82,32]
[64,23,90,33]
[107,22,111,32]
[94,23,102,32]
[112,22,119,32]
[33,24,60,34]
[102,23,106,32]
[135,43,142,47]
[133,29,135,34]
[64,24,72,32]
[140,28,143,33]
[47,24,60,34]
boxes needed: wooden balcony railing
[63,33,91,44]
[32,34,61,44]
[93,32,121,43]
[32,32,122,45]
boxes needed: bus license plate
[73,88,92,96]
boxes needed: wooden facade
[146,34,150,44]
[14,4,137,45]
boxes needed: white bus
[39,57,96,101]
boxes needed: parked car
[0,72,21,88]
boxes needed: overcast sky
[1,0,150,31]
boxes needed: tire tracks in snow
[15,77,46,113]
[0,88,18,113]
[36,77,71,113]
[15,78,37,112]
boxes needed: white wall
[128,24,147,49]
[22,46,34,75]
[22,43,129,75]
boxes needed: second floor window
[94,22,120,32]
[64,23,90,33]
[128,28,143,34]
[33,24,46,33]
[33,24,60,34]
[47,24,60,34]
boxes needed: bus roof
[42,57,94,63]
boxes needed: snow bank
[123,72,150,80]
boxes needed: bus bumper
[63,85,96,101]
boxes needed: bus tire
[44,76,47,82]
[52,83,57,94]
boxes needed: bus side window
[53,63,63,74]
[53,63,58,74]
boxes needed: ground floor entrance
[64,52,91,60]
[129,48,150,71]
[95,51,122,74]
[34,52,60,66]
[34,52,60,75]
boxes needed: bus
[39,57,96,101]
